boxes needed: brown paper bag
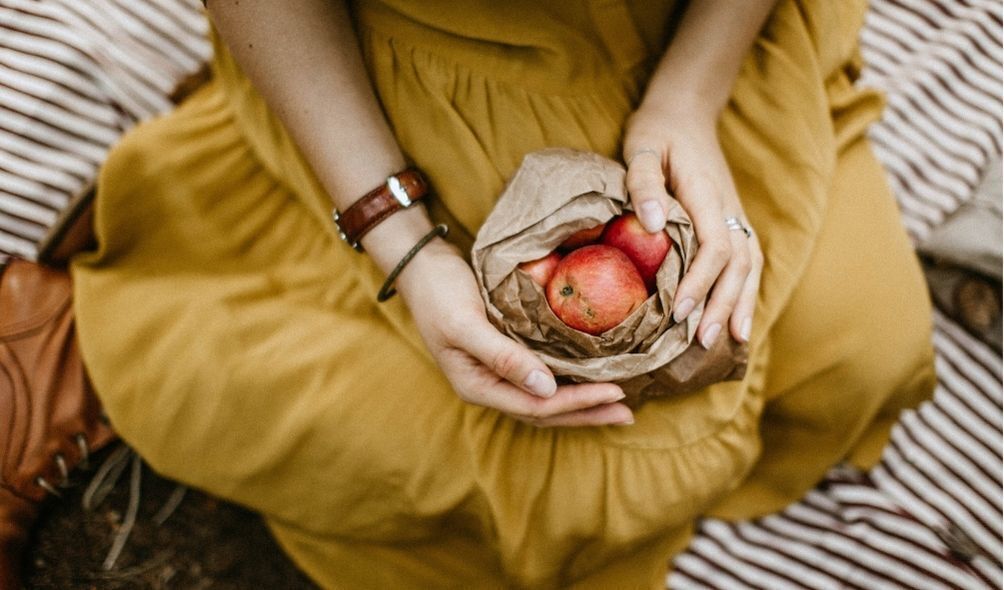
[471,148,747,405]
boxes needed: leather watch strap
[333,168,429,251]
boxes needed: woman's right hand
[394,238,634,427]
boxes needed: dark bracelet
[377,224,449,302]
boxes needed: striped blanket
[0,1,999,588]
[0,0,209,262]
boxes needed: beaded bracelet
[377,224,449,302]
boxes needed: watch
[332,168,429,251]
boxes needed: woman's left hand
[621,104,763,347]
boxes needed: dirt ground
[23,447,317,589]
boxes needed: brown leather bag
[0,259,117,589]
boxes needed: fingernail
[639,201,665,233]
[608,391,627,403]
[740,317,752,342]
[617,416,635,426]
[523,370,556,398]
[701,323,721,349]
[673,298,695,322]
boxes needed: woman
[71,0,936,587]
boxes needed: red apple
[546,245,648,335]
[602,212,673,292]
[558,223,606,251]
[517,251,561,287]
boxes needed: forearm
[640,0,777,122]
[207,0,438,274]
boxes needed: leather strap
[333,168,429,251]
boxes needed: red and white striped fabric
[859,0,1003,243]
[671,1,1002,587]
[0,0,209,263]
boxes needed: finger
[729,239,763,343]
[473,380,625,420]
[528,402,635,427]
[460,318,558,398]
[515,382,626,420]
[625,149,670,233]
[697,232,752,348]
[671,185,731,323]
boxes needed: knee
[844,276,936,400]
[768,280,936,432]
[99,117,171,193]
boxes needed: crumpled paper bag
[471,148,747,405]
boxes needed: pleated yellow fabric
[71,0,935,587]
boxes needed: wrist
[633,90,719,131]
[360,205,436,276]
[623,101,718,160]
[393,233,457,300]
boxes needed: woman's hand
[622,105,763,348]
[616,0,776,348]
[395,239,634,427]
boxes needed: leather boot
[0,260,117,589]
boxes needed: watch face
[388,174,414,208]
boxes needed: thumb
[462,319,557,398]
[625,148,670,233]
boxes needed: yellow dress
[71,0,936,587]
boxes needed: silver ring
[725,216,752,239]
[626,148,660,167]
